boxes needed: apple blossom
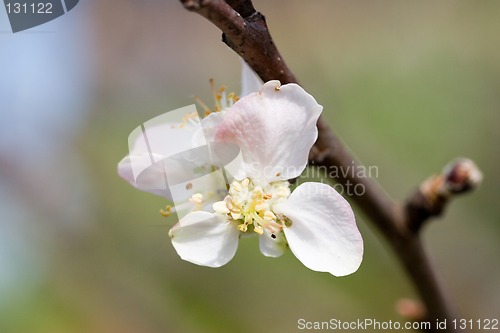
[118,65,363,276]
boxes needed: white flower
[118,64,363,276]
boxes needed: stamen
[254,225,264,235]
[210,79,222,112]
[179,111,199,128]
[254,201,267,212]
[268,220,283,229]
[264,211,276,221]
[218,178,291,237]
[227,92,237,101]
[244,214,253,225]
[194,80,240,118]
[218,88,227,110]
[213,201,230,214]
[252,186,263,196]
[277,187,290,197]
[194,96,211,115]
[230,212,242,220]
[189,193,203,204]
[263,224,277,234]
[231,181,242,192]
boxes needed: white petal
[128,105,203,158]
[274,182,363,276]
[170,211,240,267]
[240,60,263,97]
[214,80,323,184]
[120,143,239,216]
[259,229,287,258]
[117,153,172,199]
[118,104,208,198]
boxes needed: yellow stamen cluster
[213,178,291,236]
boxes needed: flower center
[213,178,291,236]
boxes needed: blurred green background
[1,1,499,332]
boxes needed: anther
[194,96,211,115]
[264,211,276,220]
[189,193,203,204]
[254,225,264,235]
[213,201,230,214]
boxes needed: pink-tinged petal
[240,60,263,97]
[196,111,224,145]
[170,212,240,267]
[259,229,287,258]
[274,182,363,276]
[214,80,322,184]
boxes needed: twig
[181,0,296,84]
[405,158,483,233]
[178,1,483,331]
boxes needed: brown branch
[178,1,483,331]
[181,0,296,84]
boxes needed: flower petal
[170,211,240,267]
[273,182,363,276]
[128,105,202,158]
[214,80,323,184]
[119,104,206,186]
[195,111,223,145]
[259,229,287,258]
[240,60,263,97]
[118,105,221,200]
